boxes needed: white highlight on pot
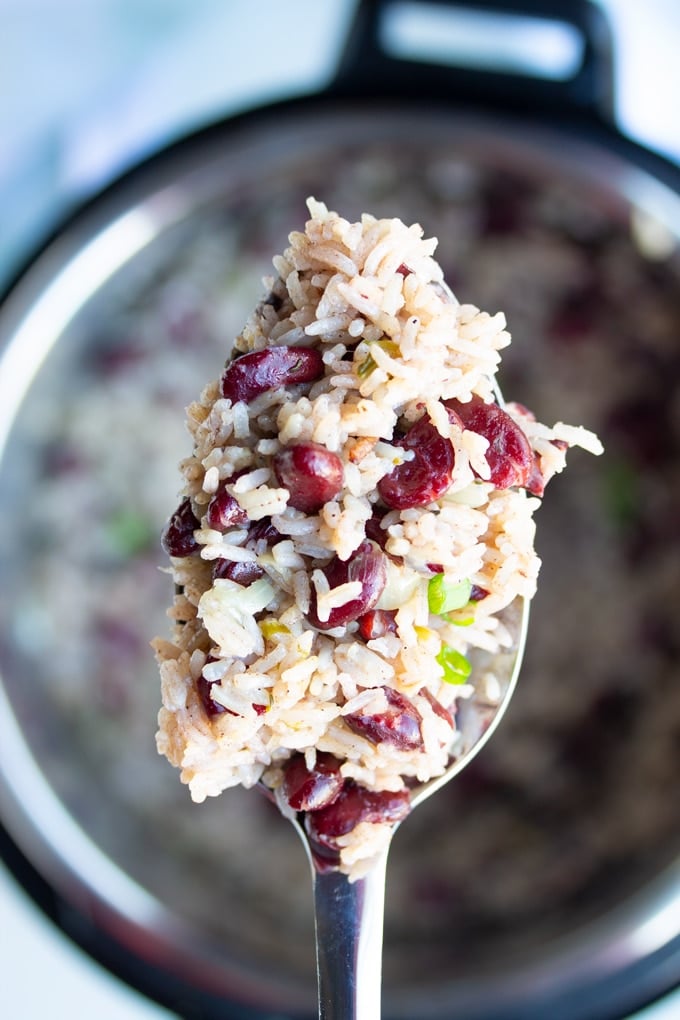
[0,190,189,462]
[381,2,584,81]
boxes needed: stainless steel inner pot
[1,102,680,1020]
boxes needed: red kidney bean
[306,841,342,872]
[198,665,267,718]
[212,516,282,586]
[525,437,568,498]
[273,442,343,513]
[305,781,411,848]
[282,752,344,812]
[445,395,534,490]
[246,517,281,549]
[364,511,389,550]
[196,675,228,718]
[221,346,324,403]
[206,482,249,532]
[357,609,398,642]
[364,512,403,565]
[306,541,387,630]
[525,456,545,497]
[421,689,455,729]
[509,401,536,422]
[212,558,265,585]
[344,686,424,751]
[377,413,455,510]
[161,497,200,557]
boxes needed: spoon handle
[312,851,388,1019]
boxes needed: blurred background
[2,0,680,291]
[1,1,680,1018]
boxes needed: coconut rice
[153,199,602,879]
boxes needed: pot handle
[331,0,614,122]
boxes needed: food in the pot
[152,199,602,878]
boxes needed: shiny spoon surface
[279,594,529,1019]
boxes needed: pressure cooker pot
[1,3,680,1018]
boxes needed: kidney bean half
[357,609,398,642]
[305,781,411,849]
[161,497,200,557]
[445,395,534,490]
[212,558,264,585]
[221,346,324,403]
[212,517,281,586]
[206,482,249,532]
[282,752,344,812]
[377,413,455,510]
[273,442,343,513]
[306,540,387,630]
[344,686,424,751]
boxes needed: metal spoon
[280,594,529,1019]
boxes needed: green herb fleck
[356,339,400,379]
[428,575,472,615]
[445,608,475,627]
[436,644,472,684]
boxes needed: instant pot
[2,2,680,1018]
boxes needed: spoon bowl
[281,594,529,1019]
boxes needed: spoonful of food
[153,199,602,1019]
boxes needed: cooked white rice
[153,199,602,879]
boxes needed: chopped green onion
[428,575,472,615]
[357,354,376,379]
[356,339,400,379]
[436,644,472,684]
[445,608,475,627]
